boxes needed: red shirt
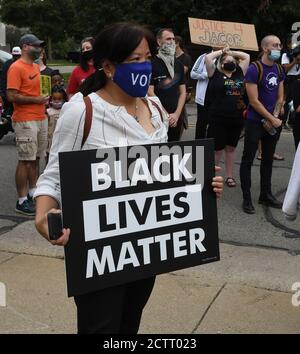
[67,64,95,95]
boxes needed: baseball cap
[11,46,21,55]
[19,34,45,48]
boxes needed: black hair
[51,69,62,77]
[156,28,174,40]
[80,37,95,72]
[175,35,188,54]
[51,85,68,102]
[79,22,155,96]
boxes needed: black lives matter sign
[59,140,219,297]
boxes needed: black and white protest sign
[59,140,219,297]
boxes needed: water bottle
[261,119,277,136]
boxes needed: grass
[62,73,71,85]
[48,60,75,66]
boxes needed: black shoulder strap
[81,96,93,149]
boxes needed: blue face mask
[268,50,281,61]
[113,61,152,97]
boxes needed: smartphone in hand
[47,212,63,241]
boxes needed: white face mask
[51,101,64,110]
[159,42,176,57]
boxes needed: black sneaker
[27,194,35,206]
[242,199,255,214]
[258,193,282,209]
[15,200,35,216]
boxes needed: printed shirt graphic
[7,60,45,122]
[207,66,245,118]
[244,61,285,122]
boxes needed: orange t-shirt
[7,60,45,122]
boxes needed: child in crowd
[51,70,64,88]
[46,85,68,163]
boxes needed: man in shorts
[7,34,49,215]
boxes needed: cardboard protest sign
[188,17,259,51]
[40,75,52,97]
[59,140,220,297]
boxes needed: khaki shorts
[13,119,48,161]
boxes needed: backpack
[243,61,284,119]
[251,60,284,85]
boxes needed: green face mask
[28,48,41,61]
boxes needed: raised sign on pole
[188,17,258,51]
[59,140,220,297]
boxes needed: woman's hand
[212,166,223,199]
[169,113,179,127]
[47,209,70,246]
[35,202,71,246]
[222,45,230,54]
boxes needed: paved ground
[0,103,299,334]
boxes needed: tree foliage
[1,0,300,58]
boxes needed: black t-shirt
[177,52,192,86]
[207,66,245,118]
[151,56,185,113]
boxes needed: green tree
[1,0,300,58]
[0,0,76,59]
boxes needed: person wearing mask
[67,37,95,99]
[34,22,224,334]
[148,28,186,142]
[240,35,285,214]
[46,85,68,163]
[205,46,250,188]
[190,47,221,139]
[7,34,49,215]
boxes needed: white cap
[11,46,21,55]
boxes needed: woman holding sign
[206,46,250,187]
[34,22,223,334]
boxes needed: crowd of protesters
[0,26,298,219]
[0,23,299,334]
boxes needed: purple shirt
[245,62,285,121]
